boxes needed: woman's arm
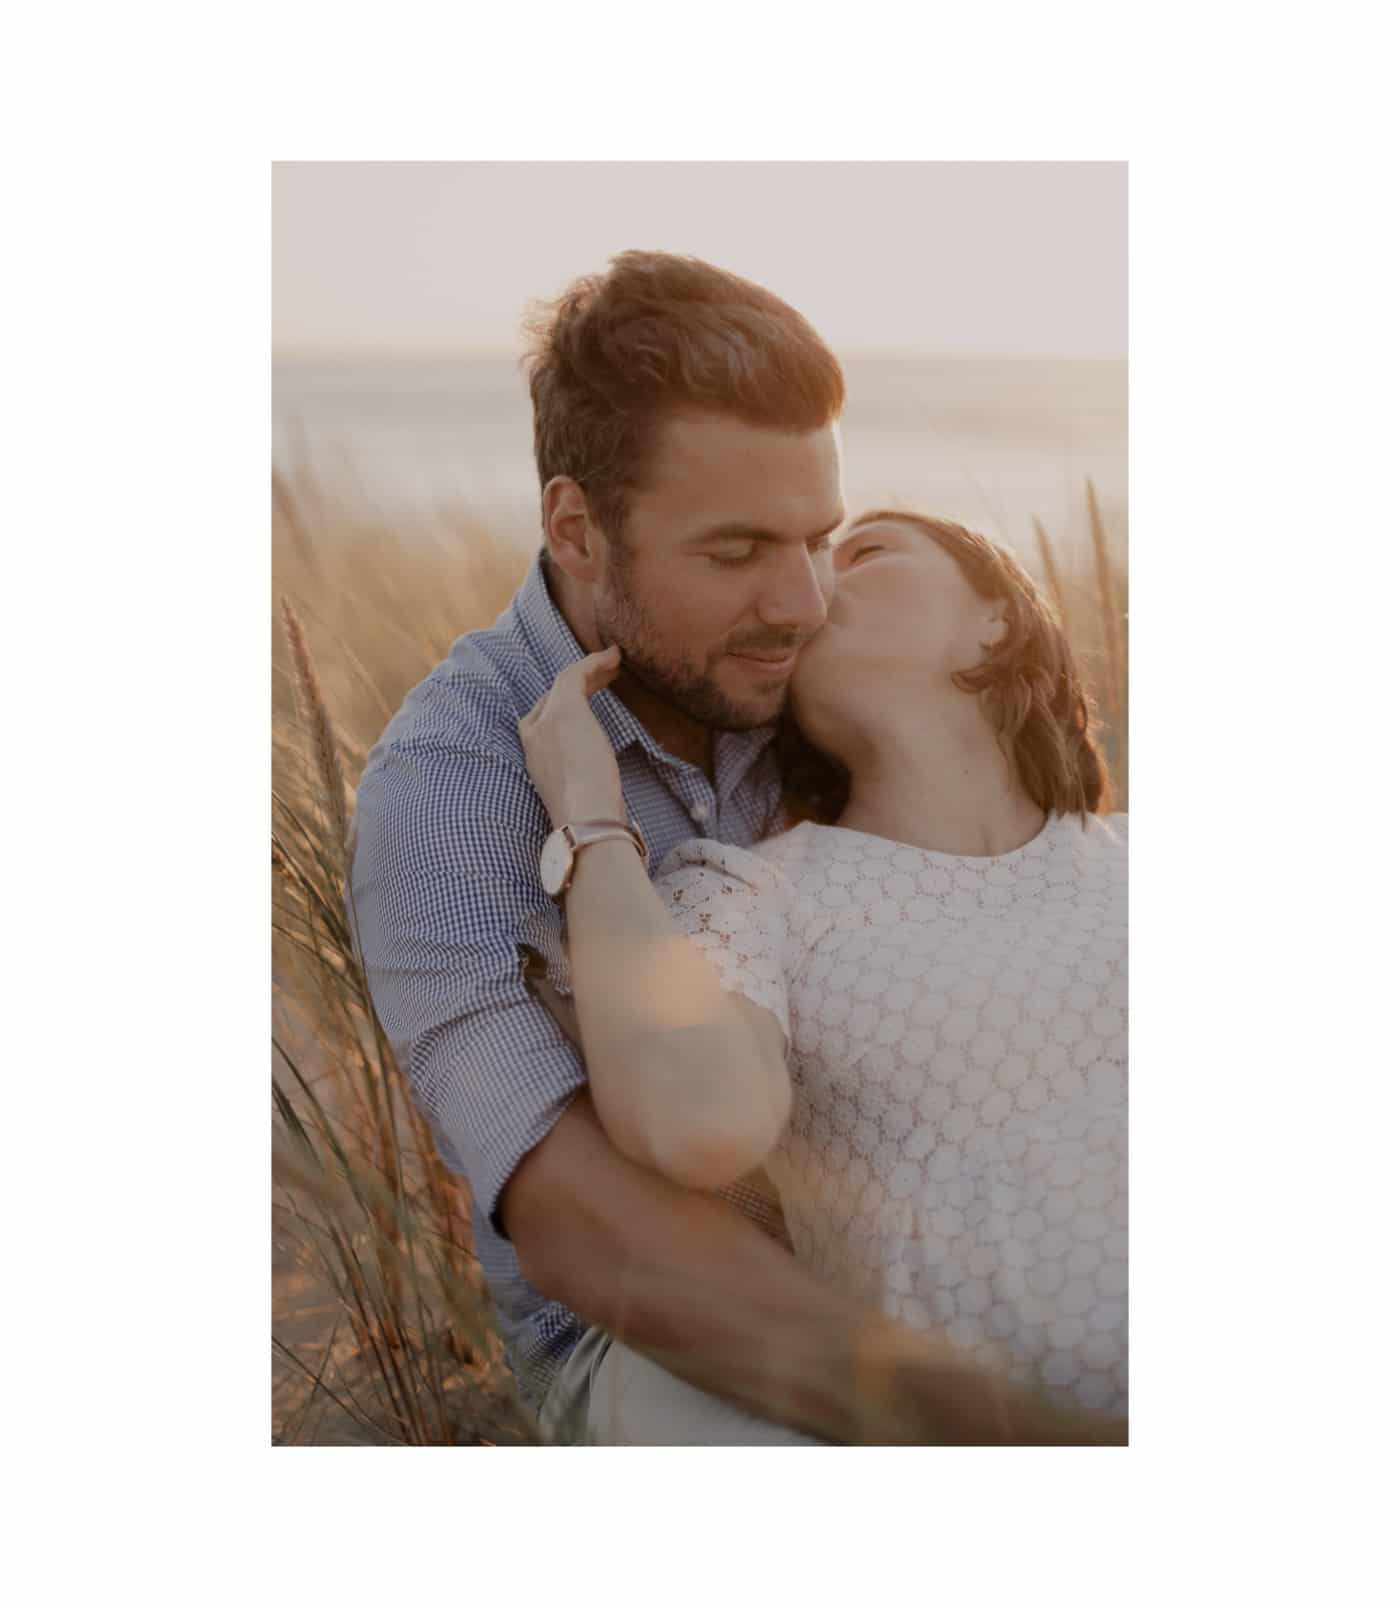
[563,836,791,1190]
[518,647,791,1191]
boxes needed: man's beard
[594,572,785,733]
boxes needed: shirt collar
[713,724,778,801]
[513,552,659,761]
[513,550,777,780]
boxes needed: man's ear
[542,478,604,583]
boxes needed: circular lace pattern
[656,812,1128,1417]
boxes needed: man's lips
[728,645,801,672]
[727,635,807,661]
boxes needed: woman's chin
[786,663,841,739]
[789,641,841,711]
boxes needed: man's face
[593,409,845,731]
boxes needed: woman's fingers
[550,646,622,703]
[519,645,621,734]
[578,643,622,696]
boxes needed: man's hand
[848,1321,1128,1446]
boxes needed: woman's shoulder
[654,825,824,900]
[656,832,793,890]
[1060,810,1128,851]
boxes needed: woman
[520,510,1127,1428]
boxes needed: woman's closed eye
[844,543,883,565]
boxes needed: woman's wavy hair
[777,510,1112,826]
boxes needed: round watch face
[539,829,573,897]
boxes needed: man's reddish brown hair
[523,251,845,544]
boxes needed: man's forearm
[503,1091,1125,1446]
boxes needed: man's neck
[612,671,714,778]
[835,698,1045,858]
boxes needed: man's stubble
[593,551,781,735]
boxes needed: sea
[272,354,1127,560]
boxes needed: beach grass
[270,469,1127,1445]
[272,469,542,1445]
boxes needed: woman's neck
[833,699,1046,858]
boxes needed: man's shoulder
[366,585,556,768]
[352,607,560,855]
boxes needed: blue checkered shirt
[349,554,783,1408]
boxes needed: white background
[4,1,1395,1604]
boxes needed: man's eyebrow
[685,514,847,547]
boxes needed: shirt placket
[710,730,769,840]
[677,768,718,835]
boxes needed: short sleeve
[653,838,796,1042]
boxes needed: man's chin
[709,671,789,729]
[711,705,784,734]
[622,654,783,733]
[684,694,784,734]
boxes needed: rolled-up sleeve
[350,734,584,1232]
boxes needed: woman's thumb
[582,642,622,692]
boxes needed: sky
[272,162,1126,361]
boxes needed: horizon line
[272,345,1128,367]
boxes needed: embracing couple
[351,251,1128,1445]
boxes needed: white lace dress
[654,813,1128,1417]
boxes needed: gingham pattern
[349,554,783,1407]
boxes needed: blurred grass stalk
[272,474,540,1444]
[1035,481,1128,802]
[271,467,1127,1446]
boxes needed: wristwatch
[539,817,648,899]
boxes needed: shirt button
[690,802,712,826]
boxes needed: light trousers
[538,1327,823,1446]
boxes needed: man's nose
[756,547,833,634]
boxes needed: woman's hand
[518,645,628,827]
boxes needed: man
[351,252,1088,1444]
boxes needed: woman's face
[789,517,1005,732]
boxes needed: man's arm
[503,1090,1127,1447]
[354,706,1122,1445]
[350,733,591,1231]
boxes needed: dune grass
[272,471,542,1445]
[270,468,1127,1446]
